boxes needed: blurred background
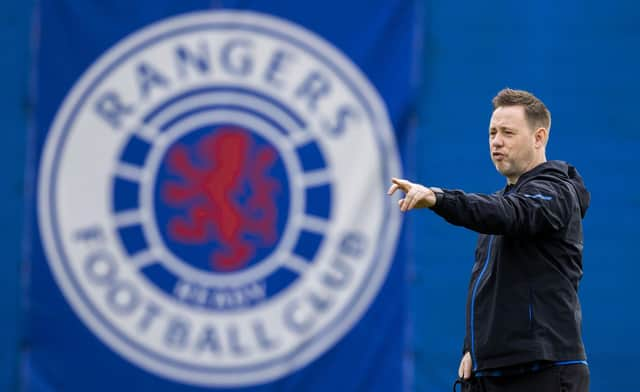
[1,0,638,391]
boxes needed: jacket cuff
[462,337,470,355]
[429,187,447,210]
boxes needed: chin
[494,163,508,175]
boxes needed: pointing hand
[387,177,437,211]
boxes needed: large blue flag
[25,1,420,390]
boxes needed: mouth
[492,152,505,161]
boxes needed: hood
[519,160,591,218]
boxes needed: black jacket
[431,160,590,371]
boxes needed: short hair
[492,88,551,131]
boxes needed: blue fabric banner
[25,1,420,391]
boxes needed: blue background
[0,0,32,390]
[410,1,640,391]
[1,0,638,391]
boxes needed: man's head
[489,88,551,184]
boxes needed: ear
[534,127,548,148]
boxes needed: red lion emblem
[161,127,280,272]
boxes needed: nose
[491,134,504,149]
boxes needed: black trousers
[455,364,589,392]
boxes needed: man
[388,88,590,391]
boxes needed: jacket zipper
[529,288,534,331]
[470,235,494,371]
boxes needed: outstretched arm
[388,177,574,236]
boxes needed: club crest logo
[38,11,401,386]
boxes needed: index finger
[391,177,411,192]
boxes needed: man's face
[489,106,537,182]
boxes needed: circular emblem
[38,11,401,387]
